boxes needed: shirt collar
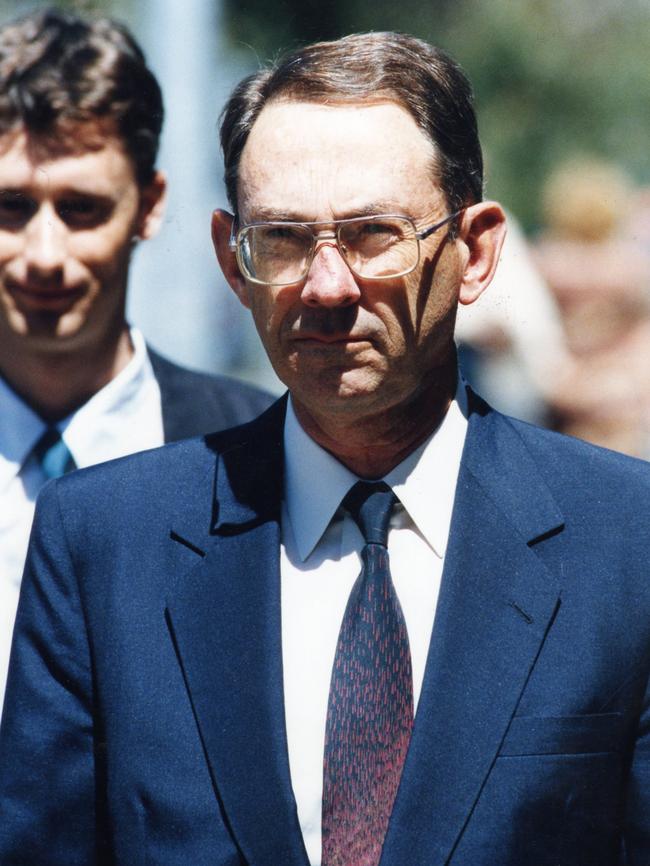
[60,327,155,468]
[0,327,154,486]
[0,377,44,492]
[384,381,468,558]
[283,378,469,562]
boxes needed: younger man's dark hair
[0,7,163,185]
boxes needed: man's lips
[7,282,84,312]
[289,332,371,345]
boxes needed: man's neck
[0,328,134,422]
[292,362,458,479]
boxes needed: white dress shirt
[0,327,164,713]
[281,383,469,865]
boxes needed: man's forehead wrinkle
[35,166,51,187]
[237,99,443,224]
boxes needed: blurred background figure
[532,157,650,457]
[627,184,650,257]
[456,212,568,425]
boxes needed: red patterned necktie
[322,481,414,866]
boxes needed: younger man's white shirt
[281,384,469,865]
[0,328,164,712]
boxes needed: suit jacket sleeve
[0,481,98,866]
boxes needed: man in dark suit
[1,31,649,866]
[0,8,272,712]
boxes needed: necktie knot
[32,427,76,480]
[343,480,397,548]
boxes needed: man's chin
[291,369,389,416]
[3,308,89,350]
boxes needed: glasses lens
[338,216,418,278]
[238,223,313,285]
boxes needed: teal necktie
[32,427,77,480]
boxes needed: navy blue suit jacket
[147,347,274,440]
[1,395,649,865]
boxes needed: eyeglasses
[229,211,461,286]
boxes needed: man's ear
[457,202,507,306]
[136,170,167,240]
[211,208,250,309]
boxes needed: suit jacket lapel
[382,401,564,866]
[166,399,310,866]
[165,393,566,865]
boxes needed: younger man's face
[0,126,164,354]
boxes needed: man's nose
[23,207,66,278]
[300,242,361,308]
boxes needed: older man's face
[232,99,468,422]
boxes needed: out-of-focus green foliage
[222,0,650,230]
[0,1,133,27]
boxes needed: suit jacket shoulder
[147,345,276,441]
[37,394,287,564]
[484,403,650,521]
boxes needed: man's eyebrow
[245,202,409,222]
[55,187,114,201]
[245,207,306,222]
[0,183,113,199]
[341,202,411,218]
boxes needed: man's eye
[255,226,309,251]
[359,221,400,237]
[56,198,109,227]
[344,220,403,248]
[264,226,304,242]
[0,192,35,227]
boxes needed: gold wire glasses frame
[228,211,462,287]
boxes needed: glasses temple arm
[417,209,463,241]
[228,216,239,250]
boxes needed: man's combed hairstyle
[220,31,484,218]
[0,7,163,185]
